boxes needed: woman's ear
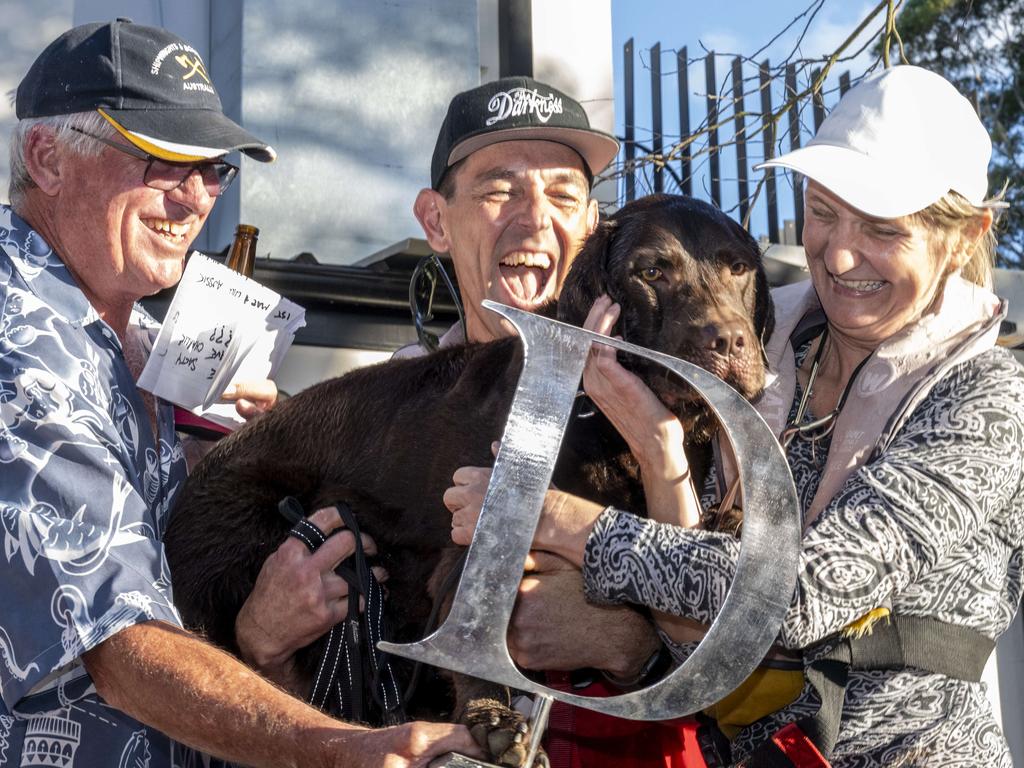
[23,125,63,196]
[951,208,994,272]
[413,188,452,254]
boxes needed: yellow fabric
[704,666,805,739]
[842,607,891,639]
[97,110,209,162]
[704,607,889,739]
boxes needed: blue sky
[609,0,887,239]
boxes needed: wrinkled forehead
[459,140,590,185]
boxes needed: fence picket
[677,47,692,197]
[760,59,779,244]
[652,42,663,194]
[706,53,721,207]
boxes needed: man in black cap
[0,20,476,768]
[400,76,617,349]
[394,78,692,768]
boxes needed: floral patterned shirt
[0,205,192,767]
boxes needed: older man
[0,20,476,768]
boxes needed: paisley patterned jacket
[583,337,1024,766]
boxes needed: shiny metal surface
[523,694,553,768]
[380,301,801,721]
[429,754,506,768]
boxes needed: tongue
[501,265,544,302]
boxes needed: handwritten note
[138,253,306,430]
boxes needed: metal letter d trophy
[379,303,801,767]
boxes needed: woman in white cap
[447,65,1024,766]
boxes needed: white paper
[138,253,306,430]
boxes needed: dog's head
[557,194,774,437]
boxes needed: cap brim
[99,108,276,163]
[756,144,949,219]
[449,126,620,178]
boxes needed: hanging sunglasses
[409,253,466,352]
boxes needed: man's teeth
[500,253,552,269]
[145,219,190,237]
[834,276,886,292]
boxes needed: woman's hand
[583,296,701,528]
[222,379,278,420]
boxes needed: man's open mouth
[498,252,555,307]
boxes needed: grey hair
[8,111,116,208]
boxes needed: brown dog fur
[163,194,773,765]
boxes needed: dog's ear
[750,237,775,345]
[557,218,619,327]
[727,217,776,345]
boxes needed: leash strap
[743,614,994,766]
[279,497,407,725]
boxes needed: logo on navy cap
[150,42,214,94]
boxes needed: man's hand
[445,465,491,547]
[235,506,385,691]
[84,621,480,768]
[344,722,485,768]
[222,378,278,420]
[508,551,661,680]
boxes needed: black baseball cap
[16,19,275,163]
[431,76,619,190]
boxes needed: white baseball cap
[756,65,994,218]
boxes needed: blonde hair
[913,190,1002,289]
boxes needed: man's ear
[23,125,63,196]
[586,197,599,236]
[413,188,452,254]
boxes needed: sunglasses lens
[145,160,236,196]
[411,261,438,320]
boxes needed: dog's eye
[730,261,750,276]
[640,267,663,283]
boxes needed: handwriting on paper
[138,253,306,430]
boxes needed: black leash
[279,497,407,725]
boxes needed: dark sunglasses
[69,126,238,197]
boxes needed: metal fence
[618,40,856,246]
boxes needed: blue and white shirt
[0,204,192,767]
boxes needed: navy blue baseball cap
[16,19,275,163]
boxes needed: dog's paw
[460,698,543,767]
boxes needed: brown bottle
[225,224,259,276]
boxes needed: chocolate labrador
[163,194,773,766]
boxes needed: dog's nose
[701,321,747,358]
